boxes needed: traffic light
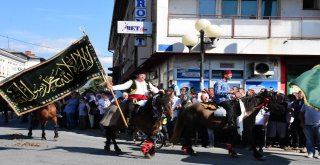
[107,67,113,77]
[107,66,120,83]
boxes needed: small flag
[291,65,320,111]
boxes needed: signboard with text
[117,21,152,34]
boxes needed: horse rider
[106,71,159,123]
[213,70,235,128]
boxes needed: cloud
[99,56,113,65]
[32,38,76,54]
[0,36,77,59]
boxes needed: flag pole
[83,35,128,128]
[101,73,128,128]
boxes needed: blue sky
[0,0,114,72]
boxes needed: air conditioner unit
[253,62,274,76]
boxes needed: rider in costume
[107,71,159,122]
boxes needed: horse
[101,92,173,157]
[28,102,60,140]
[170,94,272,159]
[0,97,12,124]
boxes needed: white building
[0,49,44,81]
[109,0,320,93]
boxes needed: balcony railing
[167,14,320,39]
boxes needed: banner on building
[245,81,278,94]
[291,65,320,111]
[0,35,104,115]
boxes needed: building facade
[109,0,320,93]
[0,49,44,81]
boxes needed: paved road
[0,116,319,165]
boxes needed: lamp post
[182,19,222,91]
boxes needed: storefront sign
[177,69,209,79]
[117,21,152,34]
[245,81,278,93]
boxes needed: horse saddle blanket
[100,105,120,127]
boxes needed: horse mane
[139,93,172,116]
[242,96,263,112]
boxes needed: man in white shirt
[107,71,159,122]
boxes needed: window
[199,0,216,15]
[241,0,257,17]
[261,0,278,16]
[222,0,238,17]
[303,0,320,10]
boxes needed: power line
[0,34,60,50]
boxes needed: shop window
[261,0,278,17]
[199,0,216,15]
[222,0,238,17]
[303,0,320,10]
[241,0,257,17]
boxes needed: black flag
[0,36,104,115]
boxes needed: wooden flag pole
[101,74,128,128]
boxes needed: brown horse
[28,103,60,140]
[102,93,173,157]
[170,95,270,158]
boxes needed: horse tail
[170,112,184,144]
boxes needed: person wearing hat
[213,70,235,128]
[106,71,159,123]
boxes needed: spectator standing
[252,104,270,152]
[63,92,79,129]
[78,97,89,130]
[290,91,306,151]
[169,80,180,96]
[300,104,320,158]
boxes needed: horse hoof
[41,137,47,140]
[54,135,59,139]
[229,151,238,158]
[104,146,111,151]
[115,147,122,154]
[144,153,152,159]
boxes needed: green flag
[291,65,320,111]
[0,35,104,116]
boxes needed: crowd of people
[0,70,319,159]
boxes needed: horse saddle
[200,102,217,111]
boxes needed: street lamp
[182,19,222,91]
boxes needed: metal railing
[167,14,320,39]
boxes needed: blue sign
[135,0,147,21]
[245,81,278,93]
[158,44,173,51]
[177,69,210,79]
